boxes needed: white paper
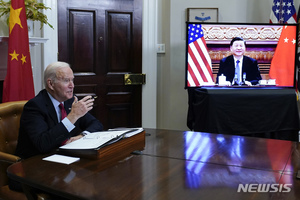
[60,130,128,150]
[43,154,80,164]
[122,128,144,138]
[59,128,144,150]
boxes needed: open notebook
[59,128,144,150]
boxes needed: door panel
[70,10,96,73]
[107,12,132,72]
[58,0,142,130]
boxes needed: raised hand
[67,96,95,124]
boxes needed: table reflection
[184,131,293,189]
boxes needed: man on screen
[216,37,262,86]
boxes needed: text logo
[237,184,292,193]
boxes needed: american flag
[270,0,297,23]
[187,24,213,87]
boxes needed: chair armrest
[0,151,21,163]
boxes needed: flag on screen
[297,5,300,51]
[187,24,213,87]
[2,0,35,102]
[297,5,300,91]
[298,6,300,49]
[269,26,297,86]
[298,6,300,44]
[270,0,297,23]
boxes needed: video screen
[185,22,298,88]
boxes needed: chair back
[0,100,27,187]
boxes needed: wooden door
[58,0,143,130]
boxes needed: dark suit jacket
[15,89,103,159]
[216,55,262,85]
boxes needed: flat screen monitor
[185,22,298,88]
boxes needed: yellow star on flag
[21,54,27,64]
[9,50,19,61]
[9,5,23,34]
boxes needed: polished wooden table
[7,129,300,200]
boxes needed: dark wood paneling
[69,9,96,73]
[107,12,132,72]
[107,103,132,128]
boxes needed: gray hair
[44,61,70,89]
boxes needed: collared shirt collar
[47,92,62,107]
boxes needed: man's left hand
[65,134,84,144]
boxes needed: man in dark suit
[15,61,103,159]
[216,37,262,86]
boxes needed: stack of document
[60,128,144,150]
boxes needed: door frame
[41,0,157,129]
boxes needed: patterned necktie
[59,103,67,120]
[235,60,241,84]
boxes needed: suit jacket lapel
[41,89,59,123]
[64,97,74,115]
[242,55,251,73]
[229,55,235,78]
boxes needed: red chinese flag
[269,26,297,87]
[2,0,35,102]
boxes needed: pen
[90,96,97,100]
